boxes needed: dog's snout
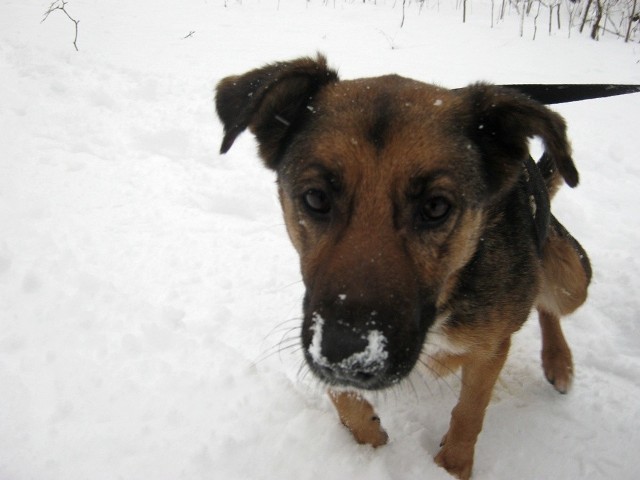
[302,291,435,390]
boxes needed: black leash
[475,83,638,255]
[505,83,639,255]
[499,83,640,104]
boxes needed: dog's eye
[303,189,331,216]
[418,196,451,227]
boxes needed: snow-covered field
[2,1,640,479]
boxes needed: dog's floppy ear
[461,83,578,198]
[215,54,339,169]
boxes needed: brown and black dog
[215,54,591,479]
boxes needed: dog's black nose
[305,312,390,389]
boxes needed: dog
[215,54,591,479]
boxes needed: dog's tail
[537,152,565,200]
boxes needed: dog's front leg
[328,390,389,447]
[435,338,511,480]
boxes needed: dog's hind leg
[537,215,591,394]
[328,390,388,447]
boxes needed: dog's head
[216,54,576,390]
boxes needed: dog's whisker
[265,279,304,293]
[419,348,464,383]
[252,316,303,366]
[265,329,299,348]
[261,317,301,341]
[277,341,301,356]
[296,359,311,383]
[412,360,455,398]
[404,376,420,403]
[252,337,301,366]
[414,348,466,396]
[406,366,436,398]
[276,325,301,344]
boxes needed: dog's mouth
[301,298,435,390]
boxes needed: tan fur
[328,391,388,447]
[537,229,590,317]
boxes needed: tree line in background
[41,0,639,53]
[388,0,639,41]
[486,0,638,41]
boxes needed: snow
[1,0,640,479]
[309,312,327,365]
[308,312,389,371]
[354,330,388,368]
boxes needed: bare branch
[41,0,80,51]
[626,0,638,41]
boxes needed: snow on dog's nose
[307,312,389,386]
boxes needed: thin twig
[376,28,399,49]
[42,0,79,51]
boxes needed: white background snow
[1,1,640,479]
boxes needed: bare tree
[319,0,639,43]
[580,0,594,33]
[626,0,638,41]
[591,0,604,38]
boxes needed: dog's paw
[346,415,389,448]
[434,441,474,480]
[542,346,573,394]
[329,391,389,448]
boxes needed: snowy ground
[1,1,640,479]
